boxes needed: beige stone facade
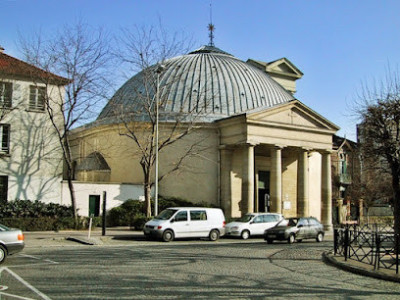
[71,99,338,229]
[217,100,338,229]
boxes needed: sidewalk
[323,251,400,283]
[23,227,145,248]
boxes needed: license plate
[268,235,276,238]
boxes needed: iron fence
[334,224,400,274]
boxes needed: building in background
[331,135,360,224]
[0,48,67,204]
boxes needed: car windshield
[154,209,178,220]
[237,214,254,223]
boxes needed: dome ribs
[97,46,295,123]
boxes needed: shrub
[1,217,82,231]
[0,200,73,218]
[131,214,151,230]
[106,196,213,228]
[107,206,128,227]
[106,200,145,227]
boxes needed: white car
[0,224,25,264]
[143,207,226,242]
[225,213,284,239]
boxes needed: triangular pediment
[266,58,303,79]
[246,100,339,132]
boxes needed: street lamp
[154,64,165,217]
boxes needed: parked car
[0,224,25,264]
[264,217,324,244]
[225,213,284,239]
[143,207,226,242]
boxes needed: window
[0,176,8,203]
[0,82,12,108]
[263,215,279,222]
[298,218,309,226]
[253,216,263,223]
[174,211,188,222]
[190,210,207,221]
[308,218,321,226]
[0,124,10,154]
[29,86,45,111]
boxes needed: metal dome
[98,45,295,123]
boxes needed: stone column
[220,147,233,218]
[336,198,344,224]
[241,144,255,214]
[270,146,283,214]
[297,149,309,217]
[321,150,333,231]
[359,199,364,224]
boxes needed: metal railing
[334,224,400,274]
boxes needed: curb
[66,236,103,245]
[322,251,400,283]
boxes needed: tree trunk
[392,172,400,235]
[144,183,152,218]
[63,136,78,222]
[66,166,78,225]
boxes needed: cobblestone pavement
[0,229,399,299]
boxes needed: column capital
[298,147,311,152]
[237,141,258,148]
[272,144,286,150]
[318,149,334,155]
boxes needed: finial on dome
[208,24,215,47]
[208,1,215,46]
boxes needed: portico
[218,100,338,230]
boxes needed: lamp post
[154,64,165,217]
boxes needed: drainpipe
[217,127,221,208]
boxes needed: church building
[70,43,339,230]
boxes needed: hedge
[1,216,103,231]
[106,195,217,230]
[0,196,218,231]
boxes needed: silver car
[0,224,25,264]
[225,213,284,239]
[264,217,324,244]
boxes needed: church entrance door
[258,171,270,212]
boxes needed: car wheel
[241,230,250,240]
[266,239,273,244]
[162,230,174,242]
[316,232,324,242]
[0,245,7,264]
[288,234,295,244]
[209,229,220,241]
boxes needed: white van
[225,212,284,239]
[143,207,226,242]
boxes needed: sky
[2,0,400,141]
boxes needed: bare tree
[109,25,214,217]
[18,21,113,220]
[356,67,400,233]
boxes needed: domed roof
[98,45,295,123]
